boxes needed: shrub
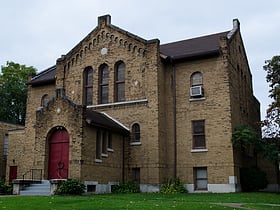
[240,167,268,192]
[0,180,12,195]
[55,179,85,195]
[111,181,140,193]
[160,178,187,194]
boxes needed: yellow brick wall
[0,122,24,181]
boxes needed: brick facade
[5,15,269,193]
[0,121,24,181]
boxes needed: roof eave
[161,49,220,62]
[28,79,55,86]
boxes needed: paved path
[215,202,280,209]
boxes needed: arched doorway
[48,128,69,179]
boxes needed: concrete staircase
[20,180,51,196]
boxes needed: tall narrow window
[83,67,93,105]
[115,62,125,102]
[3,134,8,160]
[108,133,112,150]
[96,130,101,160]
[190,72,203,97]
[194,167,208,190]
[192,120,206,149]
[99,64,109,104]
[131,123,140,142]
[133,168,140,183]
[101,131,107,155]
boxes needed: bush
[0,180,12,195]
[240,167,268,192]
[160,178,187,194]
[55,179,85,195]
[111,181,140,193]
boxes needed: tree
[231,125,261,165]
[262,55,280,192]
[263,55,280,138]
[0,61,36,125]
[232,125,258,147]
[231,125,268,191]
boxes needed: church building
[6,15,261,193]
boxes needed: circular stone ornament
[101,47,108,55]
[56,108,61,114]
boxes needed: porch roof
[86,109,130,135]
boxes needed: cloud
[1,0,279,118]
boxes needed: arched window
[131,123,140,142]
[83,66,93,105]
[191,72,203,87]
[115,61,125,102]
[190,72,203,97]
[41,94,50,107]
[99,64,109,104]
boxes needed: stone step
[20,180,50,196]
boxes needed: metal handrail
[22,169,42,181]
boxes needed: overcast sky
[1,0,279,119]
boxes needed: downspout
[171,58,177,179]
[122,135,125,182]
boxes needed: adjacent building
[0,121,24,182]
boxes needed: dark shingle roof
[86,110,130,135]
[160,31,229,60]
[28,65,56,86]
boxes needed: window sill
[101,153,108,158]
[107,148,114,152]
[130,142,142,146]
[189,97,206,102]
[95,159,102,163]
[191,149,208,153]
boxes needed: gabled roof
[160,31,229,61]
[86,109,130,135]
[28,65,56,86]
[28,16,238,85]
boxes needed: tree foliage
[263,55,280,138]
[232,125,258,147]
[232,125,279,164]
[0,61,36,125]
[262,55,280,165]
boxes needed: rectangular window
[194,167,208,190]
[3,134,8,160]
[96,130,101,160]
[108,133,112,149]
[192,120,206,149]
[132,168,140,183]
[87,185,96,192]
[102,132,107,155]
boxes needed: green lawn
[0,193,279,210]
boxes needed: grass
[0,193,279,209]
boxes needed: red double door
[48,129,69,179]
